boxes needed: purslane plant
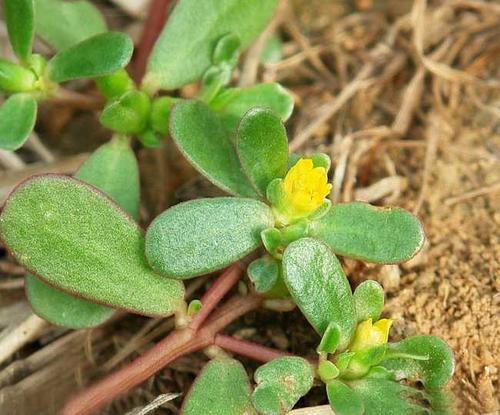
[0,1,456,414]
[0,106,455,413]
[0,0,293,328]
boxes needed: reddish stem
[189,263,245,331]
[215,334,291,363]
[133,0,171,82]
[62,295,262,415]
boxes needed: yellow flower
[349,318,392,351]
[282,159,331,217]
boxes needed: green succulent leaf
[146,0,278,90]
[0,59,37,93]
[252,357,314,415]
[0,175,184,316]
[236,108,289,196]
[25,275,114,329]
[25,137,140,328]
[74,137,140,220]
[5,0,34,62]
[145,197,274,279]
[282,238,356,348]
[35,0,107,51]
[151,96,179,135]
[309,202,425,264]
[170,100,257,197]
[212,33,241,68]
[47,32,133,83]
[381,335,454,389]
[210,83,294,132]
[349,378,436,415]
[354,280,385,322]
[326,379,364,415]
[182,358,255,415]
[260,35,283,65]
[247,256,279,294]
[100,91,151,135]
[0,94,37,151]
[95,69,134,100]
[317,322,341,354]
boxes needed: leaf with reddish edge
[25,137,141,328]
[0,174,184,317]
[181,357,255,415]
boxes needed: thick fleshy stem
[214,334,291,363]
[133,0,171,82]
[189,262,246,331]
[62,294,262,415]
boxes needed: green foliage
[382,336,454,389]
[95,69,135,100]
[5,0,34,62]
[146,0,278,90]
[317,322,341,354]
[237,108,289,195]
[353,280,385,322]
[47,32,133,83]
[326,379,364,415]
[150,96,179,135]
[170,100,257,197]
[212,33,241,68]
[0,59,37,92]
[310,202,425,264]
[0,175,184,316]
[145,197,274,279]
[74,137,140,220]
[318,360,340,382]
[247,256,279,294]
[0,94,37,151]
[210,83,294,132]
[24,137,140,328]
[35,0,107,51]
[282,238,356,347]
[260,35,283,65]
[100,91,151,135]
[252,357,314,415]
[349,378,433,415]
[182,358,255,415]
[25,274,114,329]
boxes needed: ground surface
[0,0,498,414]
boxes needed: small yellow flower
[282,159,331,217]
[349,318,392,351]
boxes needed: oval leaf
[182,358,255,415]
[5,0,34,61]
[75,137,140,220]
[147,0,278,90]
[170,100,257,197]
[237,108,289,195]
[252,356,314,415]
[349,378,442,415]
[326,380,364,415]
[210,83,294,132]
[353,280,384,322]
[381,335,454,389]
[282,238,356,347]
[35,0,107,51]
[0,175,184,316]
[146,197,274,279]
[100,90,151,135]
[0,94,37,151]
[25,275,113,329]
[310,202,425,264]
[25,137,140,328]
[47,32,133,83]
